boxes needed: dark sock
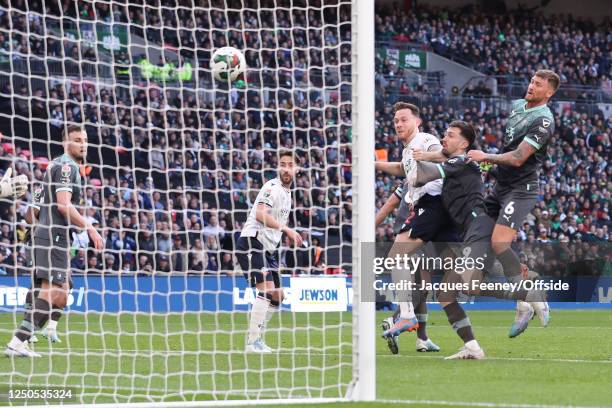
[51,307,62,322]
[24,288,34,311]
[416,314,428,341]
[415,291,429,341]
[497,248,522,280]
[14,310,35,342]
[443,302,475,343]
[32,298,51,331]
[479,288,527,300]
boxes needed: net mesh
[0,0,353,403]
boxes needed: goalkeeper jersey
[33,153,82,247]
[241,178,292,252]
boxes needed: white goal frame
[17,0,375,405]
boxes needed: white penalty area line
[377,399,610,408]
[23,347,612,364]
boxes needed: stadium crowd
[0,0,352,275]
[0,1,609,278]
[376,5,611,88]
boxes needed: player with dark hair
[412,116,553,359]
[5,124,104,357]
[236,150,303,353]
[416,70,559,337]
[409,121,489,359]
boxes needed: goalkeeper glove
[0,168,28,199]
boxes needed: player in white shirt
[236,151,303,353]
[375,102,459,353]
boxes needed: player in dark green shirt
[466,70,560,336]
[6,124,104,358]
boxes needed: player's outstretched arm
[410,161,445,187]
[255,203,303,246]
[57,191,104,250]
[375,192,400,227]
[0,168,28,199]
[467,141,536,167]
[375,161,404,176]
[412,148,447,163]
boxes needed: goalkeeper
[5,125,103,358]
[21,185,66,344]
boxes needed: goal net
[0,0,373,405]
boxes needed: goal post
[0,0,375,405]
[351,0,376,402]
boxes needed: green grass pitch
[1,309,611,407]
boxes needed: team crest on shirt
[542,118,551,128]
[61,164,71,178]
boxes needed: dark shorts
[399,194,459,242]
[236,236,281,288]
[461,213,497,272]
[32,238,70,286]
[484,183,538,230]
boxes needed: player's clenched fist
[0,168,28,199]
[411,148,425,161]
[466,150,487,162]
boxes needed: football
[210,47,246,82]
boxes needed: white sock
[8,336,24,349]
[264,305,278,330]
[47,319,58,330]
[465,339,480,350]
[47,320,57,330]
[399,302,415,320]
[248,296,270,344]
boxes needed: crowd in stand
[0,77,353,275]
[0,1,352,275]
[0,1,608,278]
[376,5,610,88]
